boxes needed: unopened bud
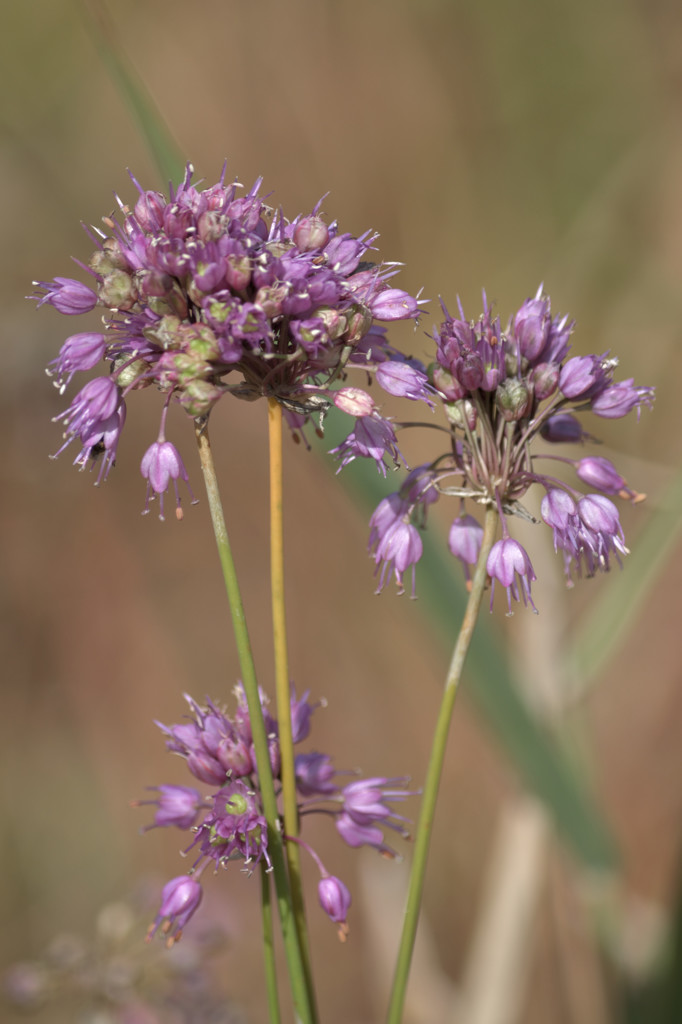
[531,362,559,401]
[443,398,477,430]
[177,380,224,417]
[113,356,152,389]
[344,305,373,345]
[334,388,375,417]
[495,378,532,421]
[98,269,137,310]
[294,215,330,252]
[428,362,467,401]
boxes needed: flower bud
[334,388,375,417]
[255,283,288,317]
[344,304,374,345]
[443,398,477,430]
[429,361,467,401]
[575,456,626,495]
[177,380,224,417]
[531,361,559,401]
[315,306,347,340]
[112,356,152,389]
[98,269,137,310]
[90,237,128,275]
[294,215,330,251]
[225,252,252,292]
[197,209,226,242]
[318,875,351,940]
[495,378,532,421]
[134,190,165,231]
[540,412,585,443]
[455,350,483,391]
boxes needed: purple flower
[333,387,376,418]
[37,164,421,501]
[290,687,319,744]
[368,494,423,595]
[559,354,608,399]
[486,537,537,614]
[55,376,122,437]
[147,875,203,946]
[575,456,631,497]
[140,439,195,521]
[331,414,403,476]
[140,688,414,940]
[341,777,413,828]
[547,493,628,581]
[137,785,203,830]
[194,780,270,869]
[540,411,587,443]
[369,287,421,321]
[33,276,98,315]
[590,379,655,419]
[365,289,651,609]
[375,361,435,405]
[448,514,484,587]
[295,752,338,796]
[335,813,396,856]
[48,332,106,390]
[318,875,351,940]
[541,488,578,537]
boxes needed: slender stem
[267,398,317,1010]
[194,419,315,1024]
[386,506,499,1024]
[260,862,282,1024]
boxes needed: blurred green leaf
[81,0,184,183]
[319,413,618,872]
[573,465,682,684]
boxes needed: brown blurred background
[2,1,682,1021]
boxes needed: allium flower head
[35,163,423,511]
[140,687,415,941]
[361,287,653,609]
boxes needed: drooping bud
[318,875,351,940]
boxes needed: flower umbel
[139,688,416,941]
[361,288,653,610]
[35,164,423,511]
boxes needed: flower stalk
[194,419,316,1024]
[386,505,499,1024]
[268,397,316,1003]
[260,862,282,1024]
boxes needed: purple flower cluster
[34,165,423,517]
[364,288,653,609]
[138,687,416,944]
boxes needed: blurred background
[2,1,681,1022]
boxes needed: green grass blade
[81,1,184,183]
[572,465,682,684]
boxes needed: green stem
[267,399,318,1013]
[260,862,282,1024]
[194,419,314,1024]
[386,506,499,1024]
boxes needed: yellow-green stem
[260,862,282,1024]
[386,506,499,1024]
[194,419,314,1024]
[267,398,316,1009]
